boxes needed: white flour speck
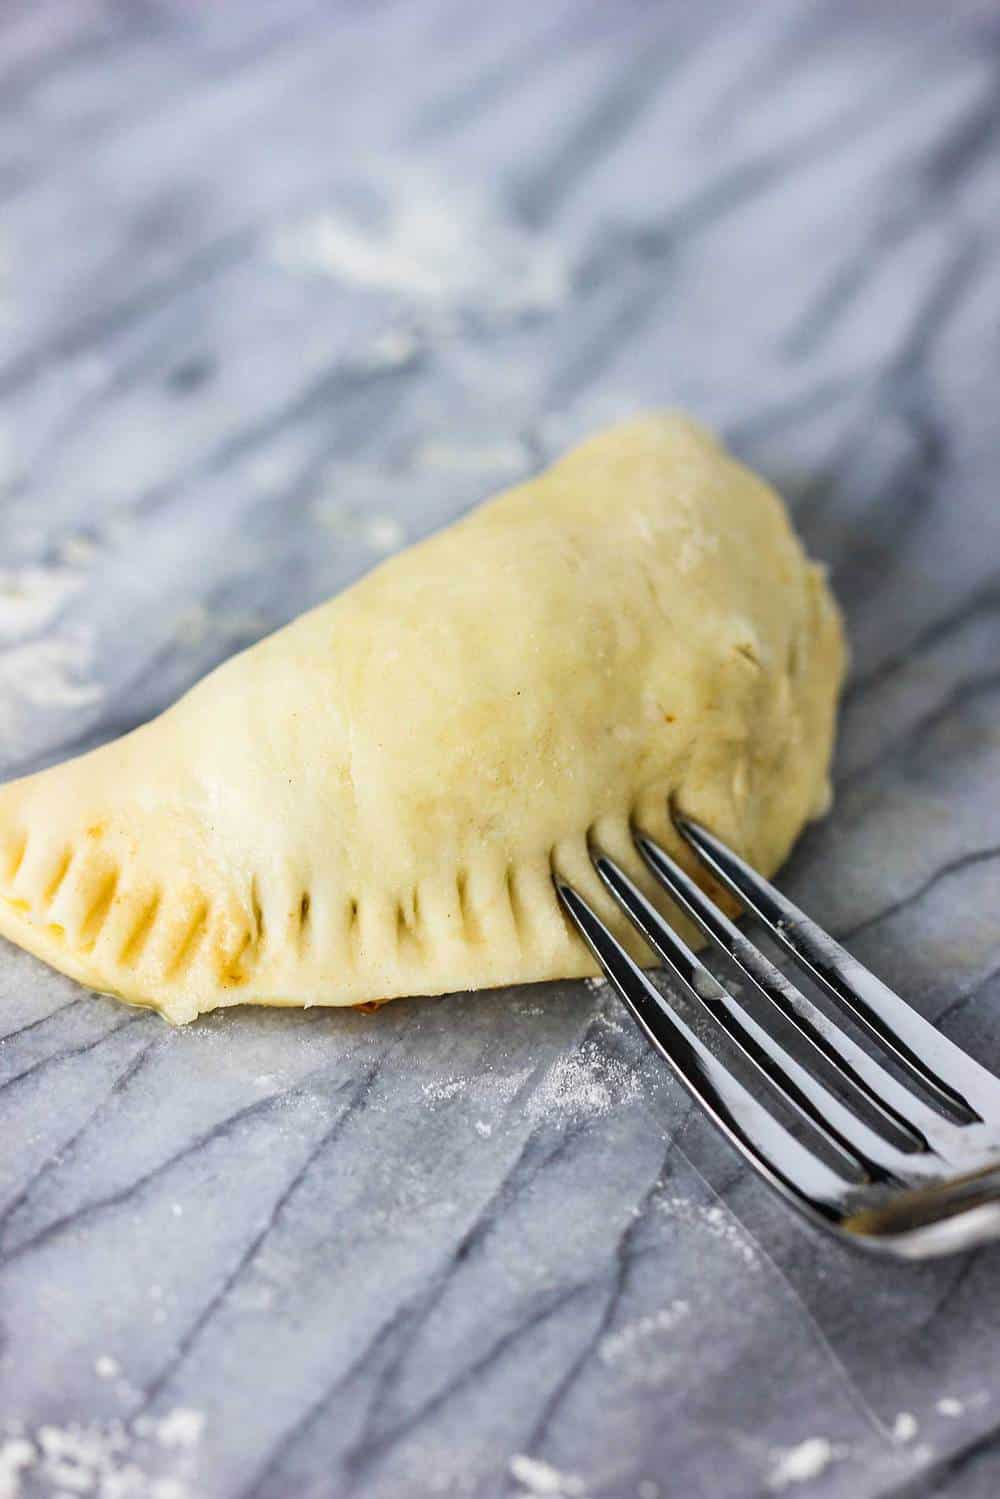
[892,1412,918,1443]
[509,1454,585,1496]
[95,1355,120,1380]
[154,1410,204,1450]
[937,1397,963,1416]
[474,1120,492,1138]
[362,515,404,553]
[768,1438,836,1489]
[773,1439,839,1487]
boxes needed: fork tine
[633,832,942,1154]
[556,881,863,1223]
[675,815,1000,1124]
[590,850,917,1180]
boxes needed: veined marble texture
[1,2,1000,1496]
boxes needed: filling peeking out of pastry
[0,413,846,1023]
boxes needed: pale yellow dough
[0,415,845,1023]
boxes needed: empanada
[0,415,845,1023]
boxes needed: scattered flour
[0,636,102,711]
[892,1411,918,1443]
[312,499,405,555]
[660,1196,760,1269]
[421,1077,469,1103]
[0,1409,205,1499]
[527,1041,640,1122]
[94,1357,120,1381]
[768,1437,836,1489]
[937,1397,963,1417]
[0,560,104,757]
[0,566,85,639]
[270,168,568,322]
[599,1300,690,1366]
[509,1454,585,1497]
[422,1044,640,1126]
[152,1412,203,1451]
[0,635,103,758]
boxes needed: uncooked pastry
[0,415,845,1023]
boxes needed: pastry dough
[0,415,845,1023]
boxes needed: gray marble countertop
[2,3,1000,1496]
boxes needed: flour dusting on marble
[152,1411,204,1451]
[599,1300,691,1367]
[661,1196,761,1268]
[0,560,104,757]
[313,498,406,555]
[528,1040,641,1121]
[768,1437,837,1489]
[420,1039,640,1126]
[0,1408,203,1498]
[422,1076,475,1104]
[271,168,569,321]
[0,566,86,640]
[0,635,103,754]
[509,1453,585,1497]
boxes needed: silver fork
[554,812,1000,1259]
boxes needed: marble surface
[1,2,1000,1496]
